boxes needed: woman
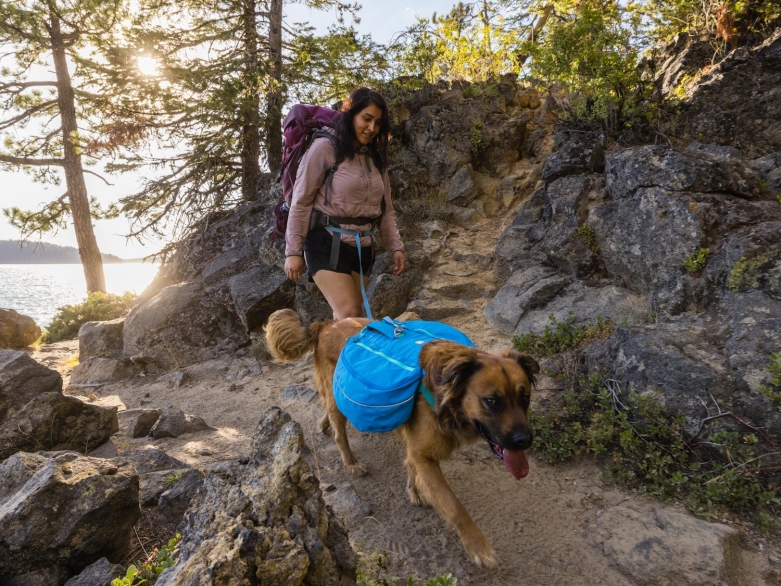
[283,87,406,320]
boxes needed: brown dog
[264,309,539,568]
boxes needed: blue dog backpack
[333,317,475,433]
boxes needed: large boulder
[123,281,250,370]
[0,349,62,422]
[63,557,125,586]
[592,505,741,586]
[0,452,140,585]
[228,263,295,332]
[678,28,781,153]
[0,393,118,461]
[156,407,356,585]
[70,357,138,385]
[78,318,125,360]
[0,308,41,349]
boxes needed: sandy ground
[34,213,781,586]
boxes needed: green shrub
[470,121,485,156]
[113,533,181,586]
[41,291,137,343]
[512,312,614,357]
[577,224,599,253]
[759,352,781,411]
[356,548,458,586]
[531,366,780,520]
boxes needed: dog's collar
[417,379,436,411]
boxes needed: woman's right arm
[284,138,332,258]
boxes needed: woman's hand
[393,250,406,276]
[284,255,305,282]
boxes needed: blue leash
[327,226,374,319]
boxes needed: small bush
[41,291,137,343]
[759,352,781,411]
[512,312,614,357]
[470,121,485,156]
[356,548,458,586]
[113,533,181,586]
[577,224,599,253]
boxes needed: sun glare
[137,56,159,76]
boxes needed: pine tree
[0,0,125,293]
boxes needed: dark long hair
[334,87,391,173]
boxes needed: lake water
[0,263,159,328]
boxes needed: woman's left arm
[378,171,405,276]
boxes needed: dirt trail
[37,209,780,586]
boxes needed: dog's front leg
[329,408,368,476]
[408,455,497,569]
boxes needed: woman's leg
[313,270,363,320]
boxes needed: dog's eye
[520,394,531,407]
[483,397,501,410]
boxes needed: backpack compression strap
[312,130,343,206]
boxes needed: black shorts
[303,227,375,279]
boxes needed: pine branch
[0,100,59,130]
[0,154,64,167]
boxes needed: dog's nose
[509,428,533,450]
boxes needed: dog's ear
[502,349,540,387]
[420,341,481,424]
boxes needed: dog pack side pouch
[333,318,475,433]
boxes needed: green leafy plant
[682,247,710,273]
[113,534,181,586]
[729,254,769,291]
[531,366,780,521]
[470,121,485,156]
[759,352,781,411]
[577,224,599,253]
[41,291,137,343]
[356,548,458,586]
[165,471,187,485]
[512,312,615,357]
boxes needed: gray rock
[282,384,318,403]
[123,281,250,370]
[122,408,162,438]
[655,37,716,96]
[322,483,373,524]
[64,557,125,586]
[684,141,742,160]
[78,318,125,361]
[0,349,62,422]
[150,406,188,439]
[542,132,604,181]
[447,165,481,205]
[514,283,647,339]
[0,308,40,349]
[678,28,781,153]
[592,505,740,586]
[70,357,137,385]
[88,439,119,459]
[0,393,118,462]
[155,468,205,528]
[0,452,140,583]
[368,267,424,320]
[605,146,763,201]
[123,448,188,475]
[484,266,571,335]
[156,407,356,585]
[748,151,781,194]
[184,414,212,434]
[406,298,473,321]
[229,263,295,333]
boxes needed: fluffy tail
[264,309,319,363]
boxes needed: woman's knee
[333,303,363,320]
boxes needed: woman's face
[353,103,383,146]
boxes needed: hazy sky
[0,1,455,258]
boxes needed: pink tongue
[502,449,529,480]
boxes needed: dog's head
[420,341,540,480]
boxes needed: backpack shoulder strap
[313,130,342,206]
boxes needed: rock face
[0,308,41,349]
[0,392,119,461]
[679,28,781,152]
[78,318,125,360]
[0,349,62,421]
[157,407,356,585]
[0,451,140,585]
[592,505,741,586]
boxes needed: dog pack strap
[366,319,402,340]
[417,379,437,411]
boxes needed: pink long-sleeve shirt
[284,134,404,258]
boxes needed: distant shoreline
[0,240,152,264]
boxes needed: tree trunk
[266,0,283,177]
[241,0,262,201]
[50,12,106,294]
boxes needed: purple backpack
[271,104,342,246]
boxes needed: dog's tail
[264,309,325,363]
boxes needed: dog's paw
[319,415,331,434]
[464,536,498,569]
[407,484,421,505]
[345,462,368,476]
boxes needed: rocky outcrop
[64,557,125,586]
[0,451,140,585]
[679,28,781,152]
[78,318,125,360]
[0,349,62,421]
[156,407,356,585]
[0,308,40,349]
[0,392,119,461]
[592,505,741,585]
